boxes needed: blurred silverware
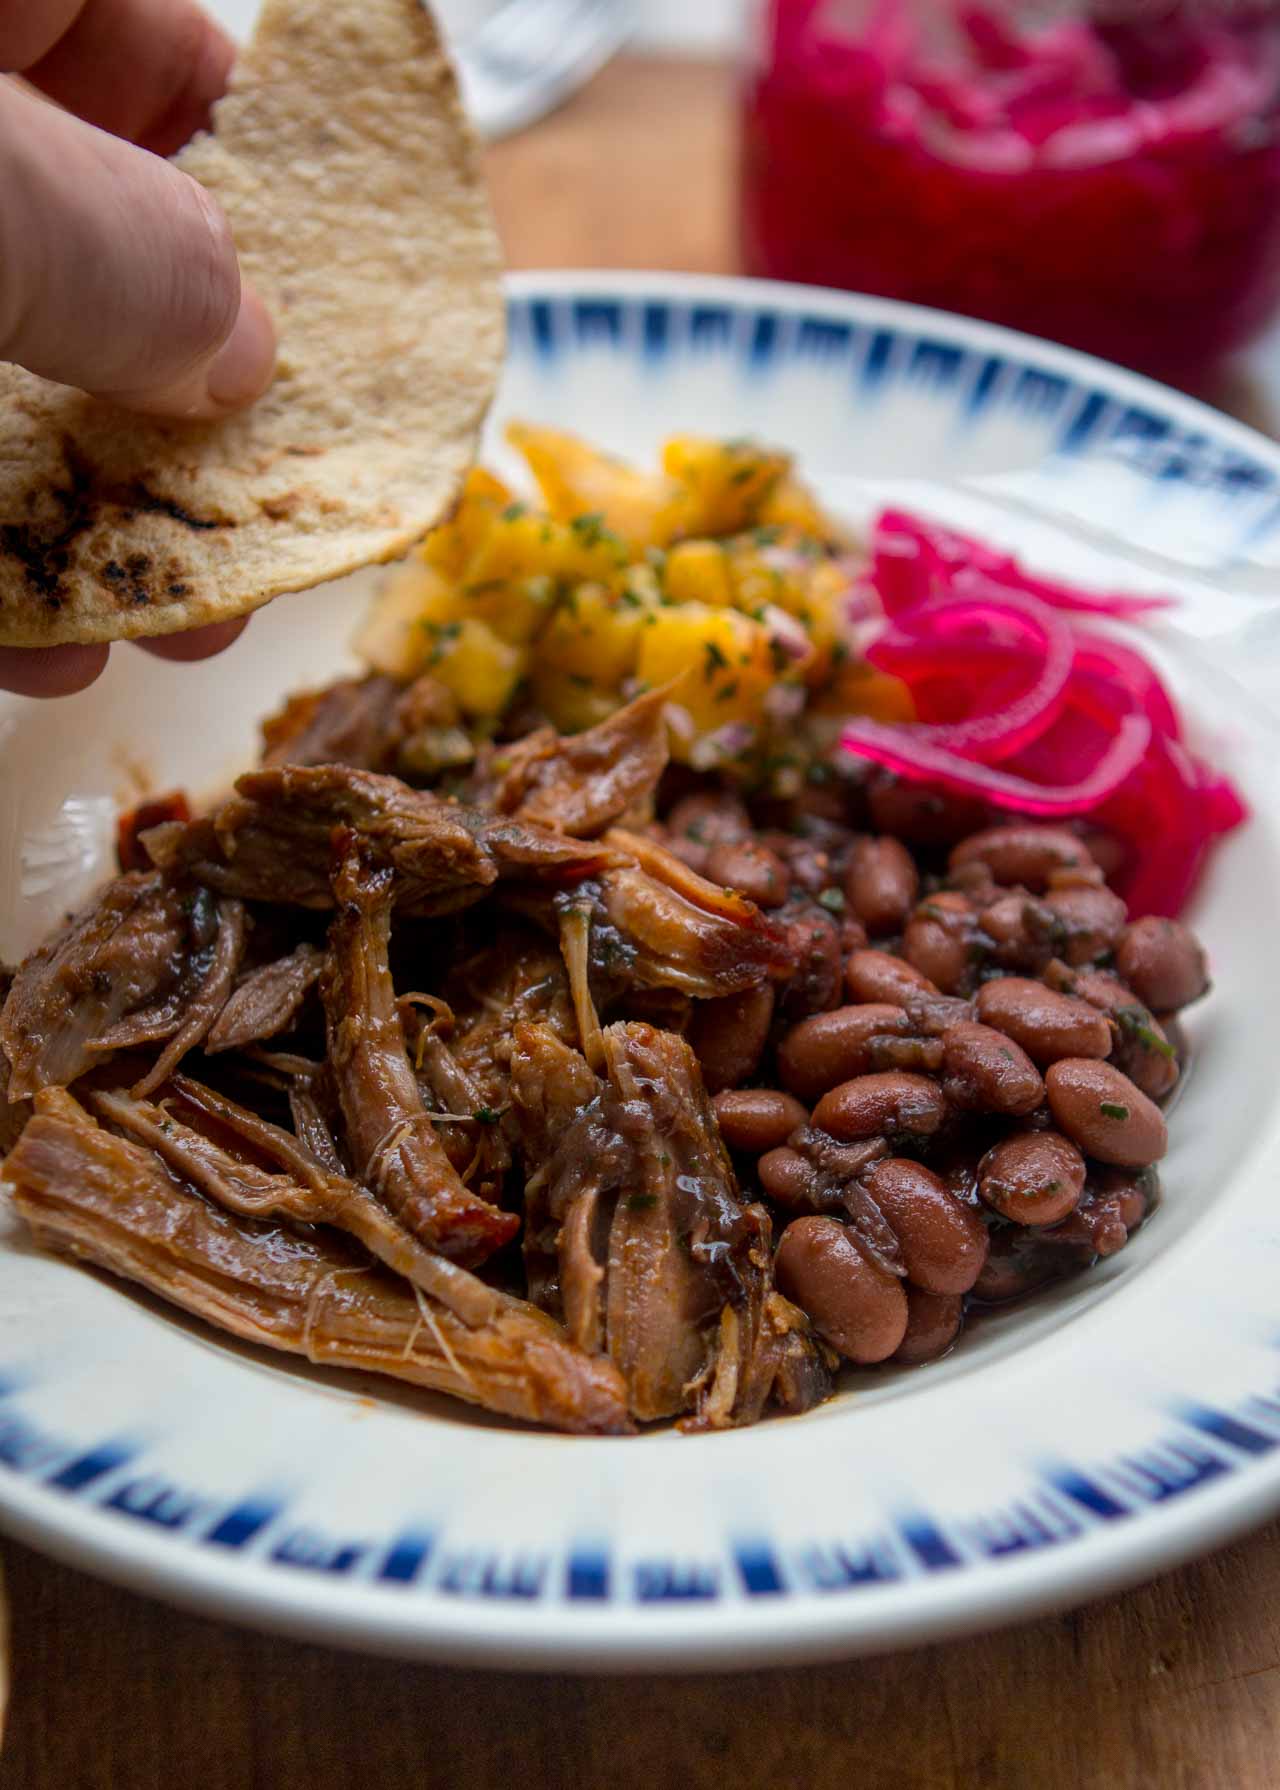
[443,0,636,139]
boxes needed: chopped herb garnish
[1116,1007,1176,1061]
[462,578,507,597]
[1100,1101,1130,1121]
[702,639,730,679]
[806,761,833,786]
[1040,1181,1062,1196]
[830,640,850,665]
[570,511,622,554]
[568,673,593,689]
[500,501,527,522]
[474,1106,502,1126]
[753,525,783,546]
[818,888,846,914]
[729,466,755,485]
[716,680,740,703]
[620,587,644,608]
[627,1193,659,1211]
[768,637,792,675]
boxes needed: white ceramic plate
[3,273,1280,1671]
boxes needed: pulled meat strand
[488,687,671,836]
[131,898,245,1097]
[511,1018,830,1426]
[143,763,619,917]
[0,872,211,1101]
[321,831,519,1266]
[6,1089,631,1435]
[206,942,324,1054]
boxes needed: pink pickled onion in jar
[740,0,1280,387]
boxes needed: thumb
[0,79,275,419]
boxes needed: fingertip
[111,283,277,422]
[204,285,277,413]
[135,616,248,663]
[0,643,110,698]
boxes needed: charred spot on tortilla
[0,0,503,646]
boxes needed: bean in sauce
[775,1217,909,1363]
[975,977,1112,1066]
[1044,1059,1168,1168]
[777,1003,914,1102]
[712,1088,808,1154]
[813,1071,947,1143]
[862,1158,989,1294]
[1116,916,1210,1013]
[977,1130,1086,1227]
[892,1288,965,1365]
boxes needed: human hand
[0,0,277,698]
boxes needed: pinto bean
[844,836,919,935]
[1043,884,1128,966]
[1067,969,1179,1100]
[1044,1059,1168,1167]
[892,1289,965,1364]
[902,893,978,994]
[950,825,1096,890]
[868,775,989,846]
[704,839,791,909]
[777,1003,913,1101]
[866,1034,946,1074]
[1040,1169,1156,1257]
[971,1230,1069,1303]
[713,1089,808,1155]
[941,1021,1044,1116]
[1115,917,1210,1013]
[759,1146,818,1210]
[813,1072,947,1142]
[758,1137,890,1215]
[978,893,1057,976]
[777,899,844,1024]
[843,950,970,1036]
[975,977,1111,1066]
[775,1217,909,1363]
[845,949,936,1008]
[977,1130,1086,1226]
[664,791,751,864]
[687,982,775,1094]
[863,1158,989,1294]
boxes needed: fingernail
[205,287,276,411]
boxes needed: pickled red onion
[873,510,1175,619]
[838,508,1247,914]
[841,709,1153,816]
[866,583,1075,761]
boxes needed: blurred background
[205,0,1280,416]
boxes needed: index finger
[1,0,235,155]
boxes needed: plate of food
[3,0,1280,1674]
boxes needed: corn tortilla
[0,0,504,647]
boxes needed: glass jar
[739,0,1280,388]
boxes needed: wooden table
[5,55,1279,1789]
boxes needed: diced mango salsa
[354,423,901,776]
[636,604,781,755]
[426,618,526,720]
